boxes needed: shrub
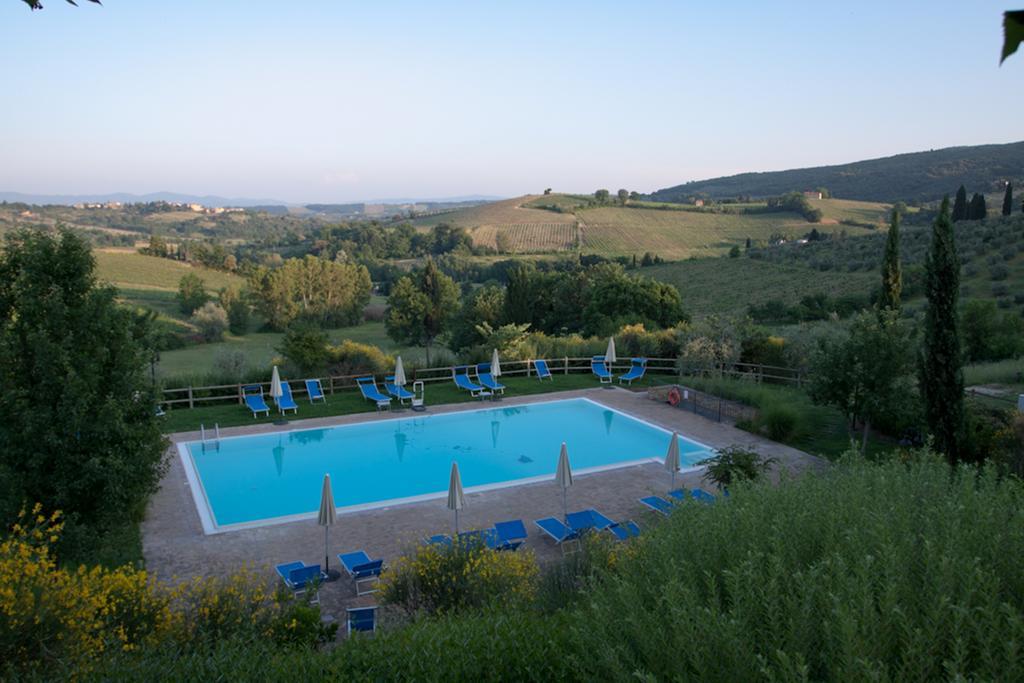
[191,302,228,342]
[380,538,538,617]
[990,264,1009,280]
[176,273,207,315]
[212,348,248,381]
[758,402,799,441]
[698,446,777,489]
[326,340,393,377]
[227,300,250,335]
[278,324,329,375]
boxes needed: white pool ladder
[200,423,221,451]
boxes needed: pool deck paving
[144,386,826,624]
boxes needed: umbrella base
[323,568,342,582]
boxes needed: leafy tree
[960,300,1024,362]
[247,256,371,330]
[809,310,915,451]
[176,273,207,315]
[920,196,966,463]
[952,185,968,221]
[1002,182,1013,216]
[543,188,552,195]
[879,208,902,313]
[629,191,641,201]
[0,230,166,560]
[594,189,610,204]
[385,258,460,364]
[449,284,505,352]
[191,302,228,342]
[728,245,741,258]
[218,286,249,335]
[968,192,987,220]
[277,323,330,375]
[1002,10,1024,64]
[617,189,629,206]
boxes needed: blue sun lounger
[618,358,648,385]
[275,561,326,603]
[425,534,452,548]
[347,605,377,636]
[243,385,270,418]
[384,375,415,404]
[356,377,392,411]
[453,366,486,396]
[534,517,581,552]
[591,356,612,383]
[494,519,528,551]
[533,359,553,380]
[607,520,641,541]
[274,381,298,415]
[304,379,326,403]
[458,528,500,550]
[476,363,505,395]
[667,488,688,502]
[691,488,717,504]
[566,509,615,533]
[639,495,675,516]
[338,550,385,596]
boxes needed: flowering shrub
[0,506,334,677]
[380,538,538,616]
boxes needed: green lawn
[95,249,244,292]
[159,373,665,433]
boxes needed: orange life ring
[667,387,681,406]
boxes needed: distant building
[693,198,705,207]
[188,203,204,212]
[803,191,822,200]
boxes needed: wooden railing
[159,357,804,410]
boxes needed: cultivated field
[410,196,576,231]
[94,249,244,292]
[809,198,894,225]
[643,257,876,317]
[470,223,578,253]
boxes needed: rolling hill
[647,141,1024,204]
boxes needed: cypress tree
[1002,182,1013,216]
[879,208,902,313]
[968,193,987,220]
[920,195,965,463]
[951,185,968,221]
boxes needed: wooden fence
[159,357,806,410]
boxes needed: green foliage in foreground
[90,457,1024,681]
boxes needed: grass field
[156,320,437,379]
[809,198,894,224]
[410,196,577,231]
[95,249,244,292]
[642,257,875,316]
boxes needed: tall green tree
[0,231,166,562]
[920,196,965,463]
[968,192,987,220]
[176,272,207,315]
[385,258,459,364]
[879,208,902,313]
[617,189,629,206]
[1002,182,1013,216]
[247,256,371,330]
[951,185,968,222]
[594,189,610,204]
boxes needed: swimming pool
[178,397,712,533]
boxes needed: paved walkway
[143,386,825,621]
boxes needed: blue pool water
[182,398,711,530]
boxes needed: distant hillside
[648,141,1024,204]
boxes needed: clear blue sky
[1,0,1021,203]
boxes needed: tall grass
[94,457,1024,681]
[965,358,1024,386]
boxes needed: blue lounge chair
[274,381,299,415]
[457,528,500,550]
[494,519,528,550]
[243,385,270,418]
[607,520,641,541]
[667,488,688,502]
[534,517,581,552]
[639,495,674,516]
[691,488,717,504]
[384,375,415,404]
[533,359,553,381]
[356,377,392,411]
[591,356,612,384]
[476,363,506,395]
[338,550,385,596]
[425,534,452,548]
[566,509,615,533]
[304,379,326,404]
[453,366,486,397]
[347,606,377,636]
[275,561,326,603]
[618,358,648,385]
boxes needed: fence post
[564,357,568,375]
[188,386,194,409]
[237,383,243,405]
[329,376,335,395]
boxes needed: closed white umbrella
[394,356,407,387]
[605,337,617,370]
[318,473,339,580]
[270,365,283,413]
[555,442,573,520]
[490,348,502,377]
[447,462,465,534]
[664,432,681,489]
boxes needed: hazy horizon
[2,0,1021,204]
